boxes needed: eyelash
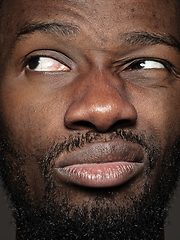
[25,55,67,68]
[122,58,171,71]
[112,57,180,79]
[22,49,73,72]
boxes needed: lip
[54,139,145,188]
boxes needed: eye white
[140,60,165,69]
[28,57,70,72]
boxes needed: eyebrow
[122,31,180,51]
[16,21,79,39]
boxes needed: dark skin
[0,0,180,239]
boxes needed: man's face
[0,0,180,239]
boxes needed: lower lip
[55,162,143,188]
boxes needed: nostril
[68,121,96,130]
[113,119,136,128]
[66,119,136,132]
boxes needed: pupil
[29,57,40,70]
[133,61,145,70]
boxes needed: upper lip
[54,139,145,168]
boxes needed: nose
[64,70,137,132]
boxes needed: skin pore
[0,0,180,239]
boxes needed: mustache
[0,129,161,176]
[43,129,161,170]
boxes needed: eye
[26,56,70,72]
[117,58,175,87]
[126,60,166,71]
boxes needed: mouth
[54,139,145,188]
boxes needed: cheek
[133,87,180,148]
[0,91,69,202]
[0,83,69,153]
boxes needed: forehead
[2,0,180,30]
[1,0,180,55]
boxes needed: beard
[0,129,180,240]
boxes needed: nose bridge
[64,68,137,132]
[81,69,126,110]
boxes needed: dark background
[0,184,180,240]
